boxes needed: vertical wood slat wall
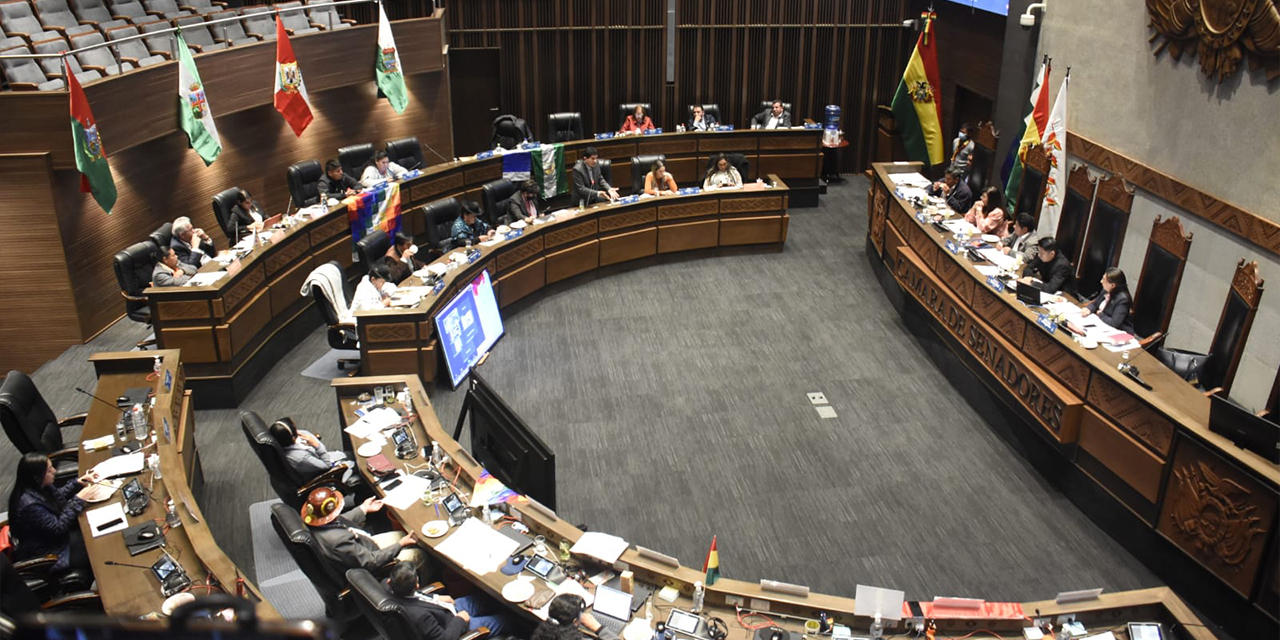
[444,0,911,173]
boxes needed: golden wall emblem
[1147,0,1280,82]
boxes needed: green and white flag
[176,31,221,165]
[501,144,566,198]
[375,2,407,114]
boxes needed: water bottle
[691,581,704,613]
[131,404,148,442]
[152,356,162,376]
[149,453,162,480]
[430,440,443,466]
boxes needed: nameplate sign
[986,276,1005,293]
[894,246,1081,440]
[945,239,962,255]
[1035,314,1058,335]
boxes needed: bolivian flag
[890,12,944,166]
[703,535,720,585]
[1003,59,1052,206]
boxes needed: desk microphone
[402,158,423,171]
[76,386,123,411]
[421,141,450,166]
[104,560,154,570]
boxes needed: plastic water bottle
[131,404,148,442]
[692,581,704,613]
[152,356,162,376]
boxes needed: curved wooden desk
[329,374,1221,640]
[77,350,275,619]
[866,163,1278,637]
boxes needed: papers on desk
[888,172,931,188]
[896,186,929,202]
[531,577,595,620]
[85,501,129,537]
[344,407,403,439]
[91,451,144,479]
[185,272,225,287]
[979,249,1016,272]
[974,265,1002,278]
[83,434,115,452]
[479,238,503,247]
[570,531,629,564]
[510,220,528,229]
[422,263,449,278]
[1042,302,1142,351]
[434,518,521,575]
[299,204,330,217]
[381,473,431,510]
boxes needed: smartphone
[666,609,702,636]
[525,555,557,579]
[1127,623,1163,640]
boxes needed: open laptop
[592,584,634,637]
[1015,279,1044,308]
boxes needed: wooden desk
[866,163,1278,636]
[77,350,276,619]
[329,374,1221,640]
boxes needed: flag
[889,12,944,166]
[501,144,567,198]
[703,535,720,585]
[176,30,221,165]
[67,60,116,214]
[1002,59,1051,206]
[1039,73,1070,236]
[346,182,402,243]
[374,2,407,114]
[273,17,313,137]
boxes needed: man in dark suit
[171,216,216,268]
[318,159,360,203]
[153,247,198,287]
[571,147,618,207]
[928,168,974,214]
[687,105,718,131]
[999,212,1040,263]
[751,100,792,129]
[1020,237,1076,296]
[303,487,422,575]
[500,179,540,225]
[385,562,513,640]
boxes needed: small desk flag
[703,535,720,585]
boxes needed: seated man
[687,104,717,131]
[751,100,791,129]
[171,216,216,267]
[1000,212,1039,263]
[319,159,361,204]
[571,147,618,207]
[385,562,514,640]
[927,167,974,214]
[361,151,408,189]
[302,487,422,574]
[1020,237,1076,296]
[269,417,349,484]
[153,247,198,287]
[450,201,493,246]
[501,179,540,225]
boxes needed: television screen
[467,372,556,510]
[433,270,505,389]
[943,0,1008,15]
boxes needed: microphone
[421,141,451,165]
[402,157,422,171]
[105,560,155,570]
[76,386,123,411]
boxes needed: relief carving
[1148,0,1280,82]
[1166,460,1268,568]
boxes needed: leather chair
[964,121,998,195]
[1263,368,1279,422]
[1052,164,1094,266]
[686,103,721,127]
[149,222,173,252]
[0,550,101,613]
[346,568,491,640]
[758,100,793,114]
[0,370,87,481]
[270,502,361,624]
[631,154,666,194]
[1075,173,1133,301]
[385,137,426,171]
[211,187,245,242]
[618,102,655,130]
[1131,215,1192,341]
[240,409,356,509]
[546,111,583,142]
[423,198,463,253]
[1156,260,1265,395]
[338,143,375,181]
[1015,143,1049,226]
[704,153,749,181]
[113,240,159,347]
[309,261,360,374]
[481,178,517,226]
[490,115,532,150]
[287,160,323,208]
[355,229,391,275]
[597,157,613,186]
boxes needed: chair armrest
[419,581,445,595]
[187,42,204,52]
[461,626,491,640]
[1137,331,1164,349]
[212,1,227,6]
[43,590,103,611]
[111,13,131,19]
[147,48,173,58]
[45,70,66,80]
[50,447,80,464]
[59,412,88,428]
[8,82,41,90]
[79,19,99,25]
[14,555,59,573]
[341,17,354,24]
[296,465,347,496]
[1203,387,1223,398]
[82,64,109,73]
[145,10,165,16]
[118,55,139,64]
[178,4,195,10]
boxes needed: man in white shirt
[751,100,792,130]
[1000,212,1040,262]
[350,264,395,312]
[360,151,408,189]
[171,216,216,268]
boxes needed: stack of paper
[381,473,431,510]
[434,518,520,575]
[83,434,115,452]
[91,452,144,478]
[344,407,404,439]
[570,531,629,564]
[85,502,128,537]
[888,172,931,188]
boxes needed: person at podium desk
[1082,267,1134,332]
[644,160,678,196]
[962,186,1009,239]
[619,104,655,134]
[751,100,792,129]
[7,453,100,580]
[153,246,198,287]
[231,189,266,236]
[927,167,974,214]
[171,215,216,268]
[385,562,514,640]
[1000,212,1040,263]
[1019,237,1076,296]
[351,263,394,311]
[384,232,426,285]
[501,179,540,225]
[687,104,717,131]
[360,150,408,189]
[703,153,743,190]
[451,201,494,246]
[319,159,360,204]
[531,594,618,640]
[269,417,351,485]
[571,147,618,207]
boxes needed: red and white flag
[273,17,313,137]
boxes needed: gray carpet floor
[2,175,1163,613]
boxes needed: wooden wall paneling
[599,227,657,266]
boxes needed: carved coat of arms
[1147,0,1280,82]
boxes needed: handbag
[1154,347,1211,387]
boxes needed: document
[570,531,629,564]
[888,172,931,188]
[83,434,115,452]
[91,451,144,478]
[434,518,520,575]
[186,272,225,287]
[381,473,431,510]
[85,501,129,537]
[345,407,403,439]
[978,249,1016,272]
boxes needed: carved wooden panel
[227,290,271,356]
[1229,259,1265,305]
[269,260,314,317]
[162,327,219,364]
[495,236,544,271]
[1149,215,1193,258]
[658,220,719,253]
[1085,374,1176,457]
[869,181,887,257]
[594,140,638,159]
[719,216,784,246]
[599,227,657,266]
[700,137,754,152]
[759,134,818,150]
[885,199,912,244]
[1094,172,1136,211]
[1078,407,1164,506]
[970,287,1027,347]
[544,220,599,249]
[904,222,934,264]
[1023,328,1092,397]
[264,234,312,276]
[1157,436,1278,596]
[599,207,657,232]
[545,240,599,284]
[155,300,212,322]
[719,196,783,214]
[222,265,267,312]
[1148,0,1280,82]
[758,153,820,179]
[637,139,691,155]
[364,347,419,377]
[410,172,465,203]
[658,200,719,221]
[932,251,975,306]
[365,322,418,344]
[496,257,545,308]
[464,163,502,185]
[309,214,351,246]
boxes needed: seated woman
[383,232,426,285]
[231,189,265,237]
[963,186,1010,238]
[6,453,99,578]
[619,105,654,134]
[269,417,350,484]
[360,151,408,189]
[1083,267,1135,332]
[351,264,394,312]
[530,594,618,640]
[643,160,678,196]
[703,153,743,190]
[450,201,493,247]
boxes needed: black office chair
[546,111,583,142]
[758,100,793,114]
[490,115,532,150]
[355,230,391,275]
[631,154,666,194]
[240,409,357,510]
[423,198,463,253]
[211,187,245,242]
[149,222,173,252]
[346,568,491,640]
[481,178,517,226]
[308,261,360,374]
[0,551,101,613]
[270,503,363,626]
[287,160,324,208]
[597,158,613,186]
[0,370,87,481]
[686,103,721,126]
[339,143,375,181]
[385,137,426,171]
[112,240,159,349]
[618,102,655,130]
[704,153,749,180]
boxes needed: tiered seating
[68,29,132,74]
[0,39,65,88]
[178,0,223,15]
[304,0,350,29]
[203,9,256,45]
[32,0,95,36]
[174,13,223,51]
[103,23,163,65]
[239,6,274,40]
[2,0,60,43]
[275,1,318,35]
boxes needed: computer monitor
[466,372,557,509]
[433,270,505,389]
[1209,393,1280,463]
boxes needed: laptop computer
[592,584,634,637]
[1015,280,1043,307]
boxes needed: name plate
[593,132,616,140]
[803,122,822,129]
[642,128,664,135]
[945,239,962,255]
[715,125,735,131]
[474,150,495,160]
[519,141,542,150]
[1036,314,1058,335]
[401,169,422,180]
[986,276,1005,293]
[916,212,930,224]
[677,187,701,196]
[617,195,641,205]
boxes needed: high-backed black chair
[149,222,172,252]
[270,502,360,624]
[1053,164,1095,266]
[1,550,100,613]
[490,115,532,150]
[1015,143,1050,226]
[481,178,517,226]
[346,568,490,640]
[287,160,323,208]
[597,158,613,186]
[0,370,86,481]
[1157,260,1264,395]
[240,409,355,509]
[1074,173,1133,300]
[211,187,244,242]
[631,154,666,194]
[338,143,374,180]
[113,240,159,348]
[547,112,583,142]
[1131,215,1192,342]
[759,100,793,113]
[385,137,425,171]
[618,102,655,130]
[964,121,998,195]
[355,229,391,275]
[423,198,463,253]
[686,103,721,126]
[703,153,749,181]
[309,262,360,373]
[1263,368,1279,422]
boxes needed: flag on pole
[1002,58,1051,205]
[1039,73,1070,237]
[176,30,221,165]
[67,59,117,214]
[273,17,313,137]
[501,144,567,198]
[703,536,720,585]
[374,2,408,114]
[889,12,944,166]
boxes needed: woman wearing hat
[302,486,422,574]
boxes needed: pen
[434,502,441,518]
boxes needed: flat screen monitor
[944,0,1008,16]
[466,372,556,509]
[1209,393,1280,463]
[433,270,505,389]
